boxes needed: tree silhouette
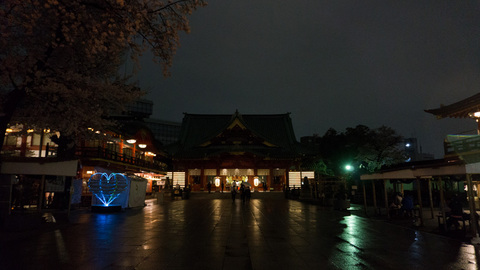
[312,125,405,177]
[0,0,206,153]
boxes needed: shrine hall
[165,111,307,192]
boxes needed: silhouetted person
[401,191,414,217]
[12,178,24,210]
[245,187,251,203]
[240,184,246,204]
[207,181,212,193]
[447,195,464,230]
[231,184,237,202]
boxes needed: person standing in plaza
[220,181,224,193]
[231,182,237,202]
[240,183,246,204]
[245,186,251,203]
[207,181,212,193]
[446,194,464,230]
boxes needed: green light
[345,165,353,171]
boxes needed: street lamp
[345,164,354,172]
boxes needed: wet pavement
[1,192,480,269]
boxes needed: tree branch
[150,0,191,13]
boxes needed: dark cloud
[136,0,480,158]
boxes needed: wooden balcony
[75,147,168,173]
[1,146,168,173]
[444,135,480,163]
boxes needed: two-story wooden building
[0,120,168,218]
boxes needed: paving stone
[0,192,478,269]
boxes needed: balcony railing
[76,147,168,172]
[444,135,480,157]
[1,145,168,172]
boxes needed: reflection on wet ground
[1,192,478,269]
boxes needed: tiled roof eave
[425,93,480,119]
[172,147,300,159]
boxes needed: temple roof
[168,111,303,158]
[425,92,480,119]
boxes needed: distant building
[300,134,321,145]
[144,118,181,146]
[123,99,153,119]
[119,99,181,146]
[404,137,434,162]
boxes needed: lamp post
[343,163,354,192]
[334,163,354,210]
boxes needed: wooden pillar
[131,143,136,160]
[203,168,209,189]
[384,179,389,218]
[466,174,478,237]
[438,176,447,232]
[266,168,271,191]
[372,181,378,215]
[416,177,424,227]
[39,129,45,157]
[38,175,45,213]
[7,175,13,215]
[363,181,368,216]
[428,178,434,219]
[252,168,257,192]
[119,140,124,154]
[67,177,73,218]
[20,135,27,157]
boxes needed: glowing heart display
[88,173,128,206]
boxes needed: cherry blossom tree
[0,0,206,152]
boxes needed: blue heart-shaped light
[88,173,128,206]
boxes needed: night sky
[134,1,480,158]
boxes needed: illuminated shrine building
[167,111,305,191]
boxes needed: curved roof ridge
[175,112,299,153]
[425,92,480,119]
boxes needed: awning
[1,159,79,176]
[359,158,477,180]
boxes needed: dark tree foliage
[311,125,405,177]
